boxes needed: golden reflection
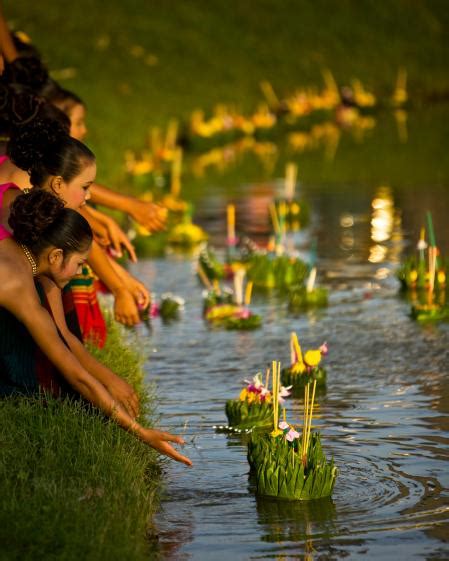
[368,186,403,265]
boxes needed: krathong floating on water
[247,361,337,500]
[397,212,449,322]
[139,293,185,324]
[225,370,291,431]
[281,333,328,390]
[288,245,328,311]
[199,267,261,330]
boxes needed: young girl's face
[69,104,88,141]
[58,161,96,210]
[49,248,91,289]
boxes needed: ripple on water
[129,196,449,559]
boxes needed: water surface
[130,106,449,560]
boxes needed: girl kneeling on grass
[0,189,191,466]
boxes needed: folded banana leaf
[281,366,326,390]
[225,399,277,430]
[288,286,328,311]
[249,432,337,500]
[198,247,225,281]
[245,254,308,290]
[159,296,182,321]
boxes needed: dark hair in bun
[9,190,92,258]
[7,118,95,186]
[2,56,50,93]
[0,84,70,136]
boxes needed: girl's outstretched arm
[90,182,166,233]
[42,276,140,419]
[0,270,191,466]
[88,239,140,326]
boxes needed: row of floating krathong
[397,211,449,322]
[197,162,328,314]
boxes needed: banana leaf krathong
[225,400,276,430]
[281,333,328,390]
[158,294,184,321]
[397,220,447,292]
[204,300,261,330]
[225,372,290,430]
[245,253,308,290]
[248,431,337,500]
[397,256,448,292]
[202,288,234,315]
[198,247,225,282]
[288,285,328,312]
[202,270,262,330]
[281,366,327,390]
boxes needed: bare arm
[88,240,140,326]
[42,277,139,418]
[83,205,137,262]
[0,3,18,62]
[107,256,150,310]
[0,270,191,465]
[90,182,166,233]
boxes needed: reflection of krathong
[225,370,291,431]
[397,212,449,322]
[281,333,328,389]
[273,163,310,231]
[247,361,337,500]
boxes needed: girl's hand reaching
[140,427,192,466]
[128,200,167,233]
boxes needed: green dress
[0,281,76,397]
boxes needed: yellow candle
[170,148,183,197]
[227,204,235,241]
[244,281,253,306]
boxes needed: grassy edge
[0,314,162,561]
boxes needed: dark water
[129,107,449,560]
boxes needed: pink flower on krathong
[150,303,160,317]
[286,428,300,442]
[319,342,329,356]
[244,373,266,395]
[235,307,251,319]
[279,421,289,431]
[278,385,292,404]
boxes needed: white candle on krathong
[233,269,245,305]
[306,267,317,293]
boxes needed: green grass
[6,0,449,186]
[0,317,162,561]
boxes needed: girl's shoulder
[0,182,21,206]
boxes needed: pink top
[0,182,20,240]
[0,155,9,166]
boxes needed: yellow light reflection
[369,186,403,264]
